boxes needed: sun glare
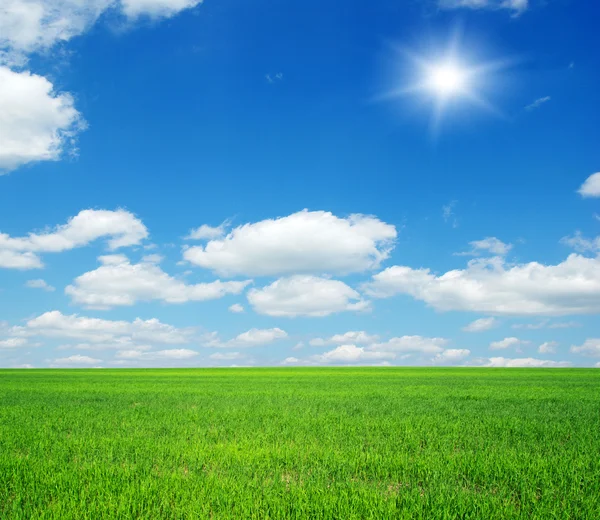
[426,63,467,97]
[379,33,511,133]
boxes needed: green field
[1,368,599,519]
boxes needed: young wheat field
[1,368,599,519]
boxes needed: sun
[425,62,468,98]
[378,34,511,133]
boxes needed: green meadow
[1,368,599,519]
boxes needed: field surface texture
[1,368,599,519]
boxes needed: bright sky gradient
[1,0,599,368]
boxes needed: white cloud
[463,317,498,332]
[484,357,571,368]
[456,237,512,256]
[369,336,448,354]
[538,341,558,354]
[183,210,397,277]
[63,340,150,352]
[490,337,529,350]
[53,354,102,365]
[185,221,230,240]
[432,349,470,364]
[525,96,551,111]
[65,254,251,309]
[560,231,600,253]
[578,173,600,198]
[512,320,548,330]
[285,336,457,366]
[25,279,55,291]
[248,275,369,317]
[0,0,203,58]
[0,0,112,57]
[116,348,198,360]
[312,344,395,365]
[512,320,580,330]
[141,254,163,263]
[0,337,28,348]
[309,331,379,346]
[12,310,193,348]
[438,0,528,16]
[549,321,581,329]
[0,66,85,173]
[0,1,205,173]
[281,356,300,365]
[364,254,600,316]
[570,339,600,357]
[0,209,148,269]
[209,351,245,361]
[228,303,244,313]
[120,0,202,19]
[204,327,287,348]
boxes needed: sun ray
[379,35,512,132]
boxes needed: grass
[0,367,599,519]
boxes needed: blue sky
[1,0,599,368]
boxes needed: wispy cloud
[442,201,458,228]
[25,279,55,292]
[525,96,551,111]
[438,0,528,17]
[455,237,512,257]
[266,72,284,84]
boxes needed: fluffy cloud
[560,232,600,253]
[438,0,528,16]
[0,209,148,269]
[65,254,250,308]
[484,357,571,368]
[0,67,85,173]
[570,339,600,357]
[312,344,395,364]
[490,337,530,350]
[462,317,498,332]
[578,173,600,198]
[1,1,204,173]
[120,0,202,19]
[25,279,55,291]
[0,337,28,349]
[309,331,379,347]
[247,275,369,317]
[281,357,300,365]
[308,336,455,365]
[0,0,112,56]
[369,336,448,354]
[228,303,245,313]
[185,221,229,240]
[183,210,397,277]
[12,310,193,348]
[432,349,470,364]
[204,328,287,348]
[286,335,458,366]
[0,0,203,57]
[209,351,246,361]
[116,348,198,360]
[364,254,600,316]
[538,341,558,354]
[52,354,102,366]
[456,237,512,256]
